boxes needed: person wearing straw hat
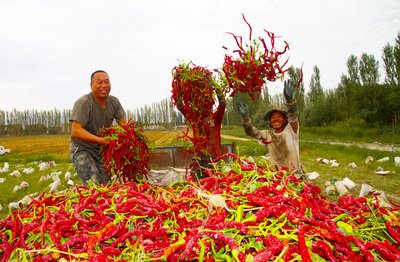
[236,80,302,176]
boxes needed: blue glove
[236,102,249,117]
[283,80,295,101]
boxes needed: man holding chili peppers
[177,88,226,181]
[237,80,302,176]
[69,70,126,186]
[192,90,226,180]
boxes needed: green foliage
[382,43,397,85]
[346,54,361,85]
[307,65,324,104]
[359,53,380,85]
[297,32,400,127]
[301,124,399,144]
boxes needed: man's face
[91,72,111,99]
[269,111,286,131]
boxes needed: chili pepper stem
[18,248,89,258]
[359,226,387,232]
[273,245,288,262]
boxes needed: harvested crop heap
[221,14,290,101]
[0,154,399,261]
[171,63,217,155]
[100,120,150,183]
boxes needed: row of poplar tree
[1,33,399,136]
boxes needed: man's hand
[236,102,249,117]
[283,80,296,101]
[101,136,112,145]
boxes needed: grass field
[222,126,400,203]
[0,126,399,219]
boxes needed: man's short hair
[90,70,108,83]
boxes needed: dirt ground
[302,140,400,152]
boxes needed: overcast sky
[1,0,399,111]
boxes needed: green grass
[0,126,399,219]
[0,135,76,219]
[299,141,400,202]
[0,162,77,204]
[301,125,398,144]
[221,126,400,203]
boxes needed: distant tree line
[0,109,71,136]
[1,32,399,136]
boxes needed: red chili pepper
[111,228,168,248]
[254,204,289,221]
[14,221,40,249]
[201,231,244,260]
[63,235,89,253]
[346,235,374,262]
[366,240,400,261]
[102,246,122,257]
[49,222,64,251]
[283,244,300,261]
[253,234,283,261]
[206,221,248,234]
[298,224,312,262]
[312,240,339,262]
[385,220,400,244]
[0,233,12,262]
[331,239,358,261]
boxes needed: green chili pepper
[198,239,206,262]
[235,205,244,222]
[337,221,353,235]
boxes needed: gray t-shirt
[70,93,126,157]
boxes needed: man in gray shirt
[70,70,126,186]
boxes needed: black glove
[283,80,295,101]
[236,102,249,117]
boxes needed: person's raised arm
[214,88,226,120]
[236,102,262,139]
[236,102,250,123]
[283,80,299,133]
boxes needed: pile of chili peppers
[171,62,219,155]
[221,14,290,101]
[99,120,150,183]
[0,153,399,261]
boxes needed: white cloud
[0,0,399,110]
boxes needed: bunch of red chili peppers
[0,153,399,261]
[221,14,290,101]
[171,62,218,155]
[171,15,293,155]
[99,120,150,183]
